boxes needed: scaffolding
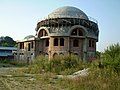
[36,14,98,32]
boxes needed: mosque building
[15,6,99,62]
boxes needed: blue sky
[0,0,120,51]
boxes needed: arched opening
[60,38,64,46]
[78,29,83,36]
[38,29,48,38]
[73,39,79,47]
[45,53,49,58]
[54,38,58,46]
[74,53,78,56]
[71,28,84,36]
[45,39,49,47]
[59,53,64,56]
[71,29,77,35]
[53,53,58,58]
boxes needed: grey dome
[47,6,88,20]
[24,35,35,40]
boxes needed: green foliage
[27,54,87,74]
[57,67,120,90]
[27,55,49,74]
[102,43,120,72]
[96,51,101,59]
[50,54,79,73]
[0,36,16,47]
[0,59,11,64]
[0,59,27,67]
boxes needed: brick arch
[53,53,58,58]
[45,53,49,57]
[69,25,88,36]
[59,53,64,56]
[37,27,49,38]
[74,53,79,56]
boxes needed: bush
[27,54,87,74]
[102,43,120,73]
[27,55,49,73]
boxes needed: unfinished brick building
[16,6,99,62]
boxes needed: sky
[0,0,120,52]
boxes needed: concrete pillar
[68,37,70,55]
[83,37,87,61]
[43,30,45,36]
[48,37,53,60]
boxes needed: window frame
[54,38,58,46]
[60,38,64,46]
[73,39,79,47]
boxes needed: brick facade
[16,6,99,62]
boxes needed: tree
[0,36,16,47]
[102,43,120,72]
[96,51,101,59]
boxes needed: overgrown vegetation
[24,43,120,89]
[27,54,89,74]
[0,43,120,89]
[0,59,28,67]
[102,43,120,73]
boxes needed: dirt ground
[0,67,62,90]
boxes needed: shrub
[27,54,87,74]
[102,43,120,73]
[27,55,49,73]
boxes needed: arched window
[38,29,48,37]
[38,29,43,37]
[45,39,49,47]
[71,28,83,36]
[60,38,64,46]
[44,31,48,36]
[54,38,58,46]
[73,39,79,47]
[78,29,83,36]
[71,29,77,35]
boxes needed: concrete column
[48,37,53,60]
[68,37,70,55]
[83,37,87,61]
[43,30,45,36]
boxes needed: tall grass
[27,54,89,74]
[11,43,120,89]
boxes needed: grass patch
[0,59,28,67]
[26,54,89,75]
[0,43,120,89]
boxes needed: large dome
[47,6,89,20]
